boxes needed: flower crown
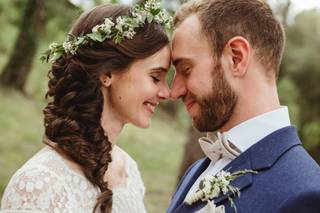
[41,0,172,63]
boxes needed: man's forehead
[172,15,211,62]
[173,14,203,45]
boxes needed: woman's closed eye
[151,75,161,83]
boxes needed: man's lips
[185,100,196,111]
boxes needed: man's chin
[192,114,224,132]
[192,116,209,132]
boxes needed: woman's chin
[131,118,151,129]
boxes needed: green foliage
[0,0,25,62]
[281,9,320,158]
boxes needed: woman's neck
[100,103,125,144]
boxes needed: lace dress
[0,146,147,213]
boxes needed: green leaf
[87,33,105,42]
[151,8,161,15]
[50,51,63,62]
[40,55,47,63]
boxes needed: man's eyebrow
[173,58,191,67]
[173,58,181,67]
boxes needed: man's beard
[192,62,238,132]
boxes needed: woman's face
[106,45,171,128]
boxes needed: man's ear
[100,73,112,87]
[224,36,251,77]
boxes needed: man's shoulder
[276,144,320,183]
[277,190,320,213]
[252,143,320,194]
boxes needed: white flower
[154,11,166,23]
[63,41,77,55]
[124,29,136,39]
[217,171,230,186]
[145,0,161,10]
[210,185,221,199]
[49,42,59,51]
[104,17,115,28]
[222,185,229,195]
[116,16,125,32]
[201,179,212,195]
[92,25,100,33]
[133,12,145,24]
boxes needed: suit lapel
[215,126,301,204]
[170,126,302,213]
[168,158,210,213]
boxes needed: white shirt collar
[223,106,291,153]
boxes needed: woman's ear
[100,73,112,87]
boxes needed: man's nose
[170,75,186,100]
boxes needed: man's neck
[220,88,281,132]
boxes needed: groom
[167,0,320,212]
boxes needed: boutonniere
[185,169,258,212]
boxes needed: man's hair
[174,0,285,77]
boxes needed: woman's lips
[143,102,157,114]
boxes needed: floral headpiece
[41,0,172,63]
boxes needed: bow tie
[198,131,241,163]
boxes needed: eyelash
[151,76,161,83]
[183,67,191,76]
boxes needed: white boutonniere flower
[185,169,258,212]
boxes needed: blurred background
[0,0,319,212]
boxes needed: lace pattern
[1,146,147,213]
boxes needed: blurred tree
[0,0,46,92]
[283,9,320,163]
[0,0,80,93]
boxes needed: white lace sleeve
[1,166,71,213]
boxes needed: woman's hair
[43,4,169,213]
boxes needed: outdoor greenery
[0,0,319,212]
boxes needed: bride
[1,1,172,212]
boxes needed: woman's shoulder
[6,146,61,179]
[13,146,71,176]
[1,147,68,210]
[2,146,71,197]
[1,146,99,212]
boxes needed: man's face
[171,14,238,132]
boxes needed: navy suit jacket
[167,126,320,213]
